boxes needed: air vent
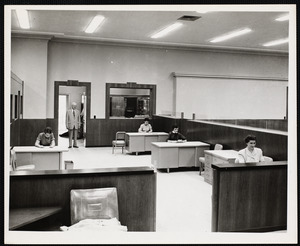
[177,15,201,21]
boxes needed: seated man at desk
[235,135,265,163]
[138,118,153,133]
[35,127,55,148]
[167,125,186,142]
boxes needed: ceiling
[11,9,289,53]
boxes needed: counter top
[152,141,210,148]
[13,146,69,152]
[212,161,287,170]
[126,132,168,136]
[10,165,155,176]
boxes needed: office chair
[112,131,126,154]
[62,187,127,232]
[199,143,223,175]
[10,147,35,171]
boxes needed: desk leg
[59,153,63,170]
[167,168,169,173]
[136,152,138,156]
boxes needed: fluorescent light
[263,38,289,47]
[196,11,209,14]
[85,15,105,33]
[276,15,289,21]
[210,28,252,43]
[15,9,30,29]
[151,22,183,39]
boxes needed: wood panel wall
[185,121,287,161]
[86,118,144,146]
[152,116,287,161]
[202,119,287,131]
[18,119,46,146]
[10,169,156,231]
[10,119,20,147]
[212,162,287,232]
[152,115,182,134]
[11,116,288,155]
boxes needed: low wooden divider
[10,166,156,232]
[211,161,287,232]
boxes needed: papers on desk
[167,140,187,143]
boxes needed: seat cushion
[60,218,127,232]
[112,140,125,145]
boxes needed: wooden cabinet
[204,150,238,184]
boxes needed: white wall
[11,37,288,119]
[59,86,86,110]
[175,77,288,119]
[11,38,48,119]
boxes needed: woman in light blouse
[235,135,265,163]
[138,118,153,133]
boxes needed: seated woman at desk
[167,125,186,142]
[138,118,153,133]
[35,127,55,148]
[235,135,265,163]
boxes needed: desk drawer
[205,154,212,168]
[204,166,213,184]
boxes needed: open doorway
[57,85,87,147]
[54,81,91,148]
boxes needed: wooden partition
[211,161,287,232]
[10,166,156,231]
[152,115,182,134]
[86,118,144,146]
[201,119,287,132]
[185,120,287,161]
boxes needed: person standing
[66,102,81,148]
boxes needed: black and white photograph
[4,3,297,244]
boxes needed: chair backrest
[263,156,273,162]
[214,144,223,150]
[70,187,119,225]
[116,131,126,140]
[10,148,17,171]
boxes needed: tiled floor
[59,136,212,232]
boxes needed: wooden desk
[13,146,69,170]
[211,161,287,232]
[151,141,210,172]
[10,166,156,231]
[125,132,168,154]
[9,206,62,230]
[204,150,238,184]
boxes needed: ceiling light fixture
[276,15,289,21]
[15,9,30,29]
[85,15,105,33]
[263,38,289,47]
[196,11,209,14]
[210,28,252,43]
[151,22,183,39]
